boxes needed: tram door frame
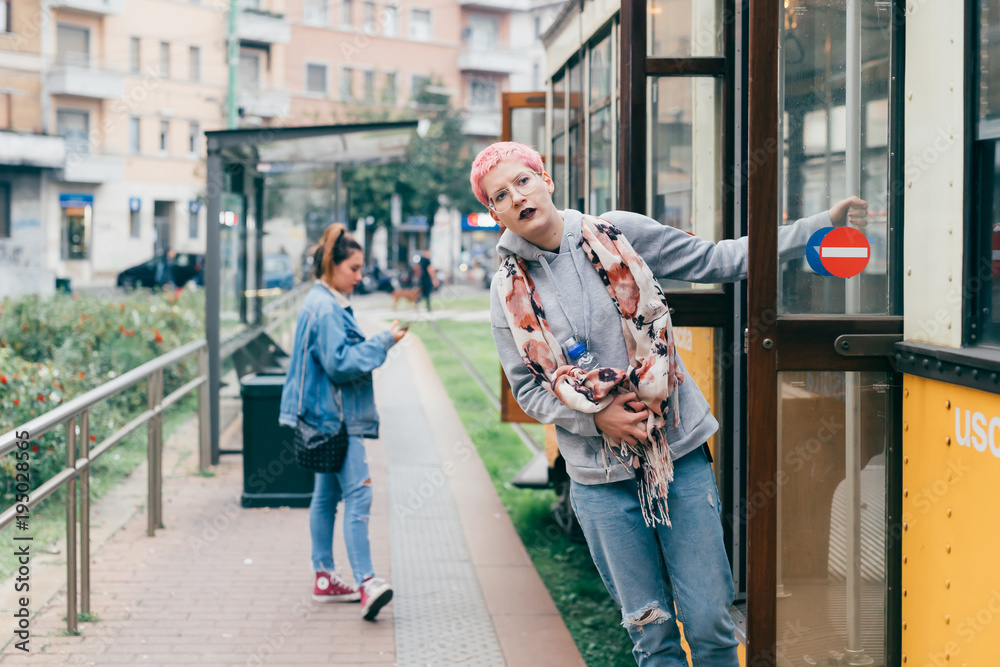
[745,0,905,664]
[619,0,746,609]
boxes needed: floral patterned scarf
[497,214,685,526]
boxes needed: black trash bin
[240,373,315,508]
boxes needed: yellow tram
[498,0,1000,664]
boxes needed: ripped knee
[362,478,372,486]
[622,602,671,631]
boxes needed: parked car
[116,252,204,289]
[263,254,295,291]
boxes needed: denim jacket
[279,283,395,437]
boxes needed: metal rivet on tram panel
[923,359,931,369]
[948,271,953,281]
[903,588,907,597]
[946,400,951,409]
[908,91,913,100]
[903,621,907,630]
[947,508,952,517]
[903,655,907,664]
[954,365,961,375]
[906,266,912,275]
[945,436,951,446]
[903,555,908,564]
[945,579,950,588]
[946,615,950,624]
[906,181,913,189]
[949,178,954,187]
[903,522,908,531]
[903,423,908,431]
[904,388,909,398]
[973,369,980,380]
[946,544,952,553]
[904,456,909,464]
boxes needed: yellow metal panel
[902,375,1000,666]
[674,327,719,460]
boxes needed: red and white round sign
[819,227,870,278]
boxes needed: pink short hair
[469,142,545,207]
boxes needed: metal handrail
[0,338,210,636]
[0,339,206,457]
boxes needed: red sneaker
[312,571,360,603]
[360,576,393,620]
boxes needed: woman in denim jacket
[279,223,407,621]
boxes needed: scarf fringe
[601,428,674,528]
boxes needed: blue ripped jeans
[309,435,375,583]
[571,446,740,667]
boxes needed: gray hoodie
[490,208,832,485]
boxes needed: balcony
[458,48,525,75]
[238,9,291,44]
[458,0,529,10]
[462,110,501,138]
[47,56,124,99]
[238,89,291,119]
[0,132,66,169]
[51,0,124,15]
[62,153,124,184]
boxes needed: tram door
[746,1,902,665]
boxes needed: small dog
[391,287,422,309]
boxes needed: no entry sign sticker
[805,226,870,278]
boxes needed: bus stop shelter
[203,121,418,461]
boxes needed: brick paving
[9,421,395,666]
[4,320,584,666]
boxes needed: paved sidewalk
[7,314,583,666]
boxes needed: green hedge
[0,288,205,506]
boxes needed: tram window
[649,76,723,290]
[647,0,722,58]
[590,33,614,214]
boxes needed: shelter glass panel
[510,107,545,153]
[648,0,722,57]
[776,371,890,666]
[777,0,895,316]
[649,76,722,290]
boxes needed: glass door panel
[777,371,891,665]
[778,0,895,316]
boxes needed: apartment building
[283,0,461,125]
[0,0,64,297]
[0,0,229,291]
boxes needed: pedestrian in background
[278,223,408,621]
[471,141,867,665]
[418,249,438,311]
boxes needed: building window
[189,46,201,82]
[364,70,374,103]
[340,66,354,101]
[467,15,498,51]
[130,36,141,73]
[56,109,90,156]
[57,24,90,67]
[304,0,329,25]
[534,16,541,39]
[0,182,9,239]
[306,63,328,94]
[130,207,141,239]
[410,74,430,103]
[382,71,397,105]
[410,8,431,41]
[383,4,398,37]
[341,0,352,27]
[160,119,170,154]
[469,79,498,110]
[160,41,170,78]
[1,2,10,34]
[129,116,141,154]
[240,52,260,92]
[363,1,375,33]
[188,121,200,155]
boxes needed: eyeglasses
[488,172,540,213]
